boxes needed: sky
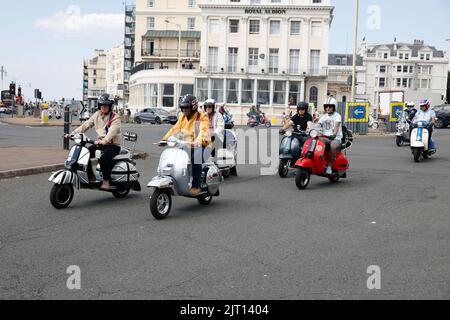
[0,0,449,101]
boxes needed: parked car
[134,108,175,125]
[432,104,450,129]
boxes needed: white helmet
[323,96,338,112]
[406,101,415,108]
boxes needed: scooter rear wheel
[295,169,310,190]
[112,187,131,199]
[265,122,272,128]
[50,184,74,209]
[412,148,421,163]
[198,195,213,205]
[150,189,172,220]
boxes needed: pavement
[0,117,148,179]
[1,115,81,127]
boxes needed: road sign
[390,102,405,122]
[346,102,370,123]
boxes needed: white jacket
[209,112,225,140]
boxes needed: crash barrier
[387,102,405,133]
[340,102,369,135]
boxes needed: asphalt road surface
[1,121,449,299]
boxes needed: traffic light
[9,82,16,96]
[18,86,22,97]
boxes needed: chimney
[414,39,424,46]
[393,37,397,51]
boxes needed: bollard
[64,106,71,150]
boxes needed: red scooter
[247,113,272,128]
[294,125,353,189]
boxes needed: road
[0,121,449,299]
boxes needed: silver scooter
[48,132,141,209]
[148,136,223,220]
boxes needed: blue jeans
[191,147,211,189]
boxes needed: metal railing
[141,49,200,58]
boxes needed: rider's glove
[279,129,285,135]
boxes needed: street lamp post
[165,19,182,110]
[351,0,360,102]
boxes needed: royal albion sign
[244,8,287,15]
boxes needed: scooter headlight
[310,129,318,138]
[73,134,82,144]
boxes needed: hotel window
[187,18,196,30]
[403,65,408,73]
[242,80,254,104]
[309,87,318,107]
[289,49,300,74]
[257,80,270,105]
[379,77,386,88]
[426,54,431,61]
[310,50,320,75]
[228,48,238,73]
[420,54,425,60]
[290,21,301,35]
[289,82,301,106]
[273,81,286,105]
[269,49,279,74]
[402,78,408,88]
[148,0,154,7]
[409,66,414,73]
[229,19,240,33]
[379,65,387,73]
[162,84,174,108]
[208,47,218,72]
[248,48,259,66]
[270,20,280,35]
[196,79,208,102]
[226,79,239,104]
[396,78,401,87]
[311,21,322,37]
[249,19,260,34]
[209,19,219,34]
[147,17,155,30]
[188,0,196,8]
[211,79,224,102]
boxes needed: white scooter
[148,136,224,220]
[216,130,238,178]
[410,121,437,163]
[369,111,379,129]
[48,132,141,209]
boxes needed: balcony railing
[131,62,197,75]
[125,27,135,35]
[141,49,200,59]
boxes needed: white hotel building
[128,0,334,120]
[129,0,201,113]
[196,0,334,123]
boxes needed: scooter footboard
[147,176,175,190]
[48,170,80,189]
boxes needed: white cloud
[34,6,124,38]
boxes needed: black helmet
[297,102,309,112]
[97,93,115,110]
[179,94,199,111]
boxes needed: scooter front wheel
[50,184,74,209]
[295,169,310,190]
[372,122,379,129]
[150,189,172,220]
[278,160,289,178]
[396,136,404,147]
[265,122,272,128]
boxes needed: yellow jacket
[163,111,211,147]
[73,111,121,145]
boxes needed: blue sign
[394,106,403,119]
[353,106,366,119]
